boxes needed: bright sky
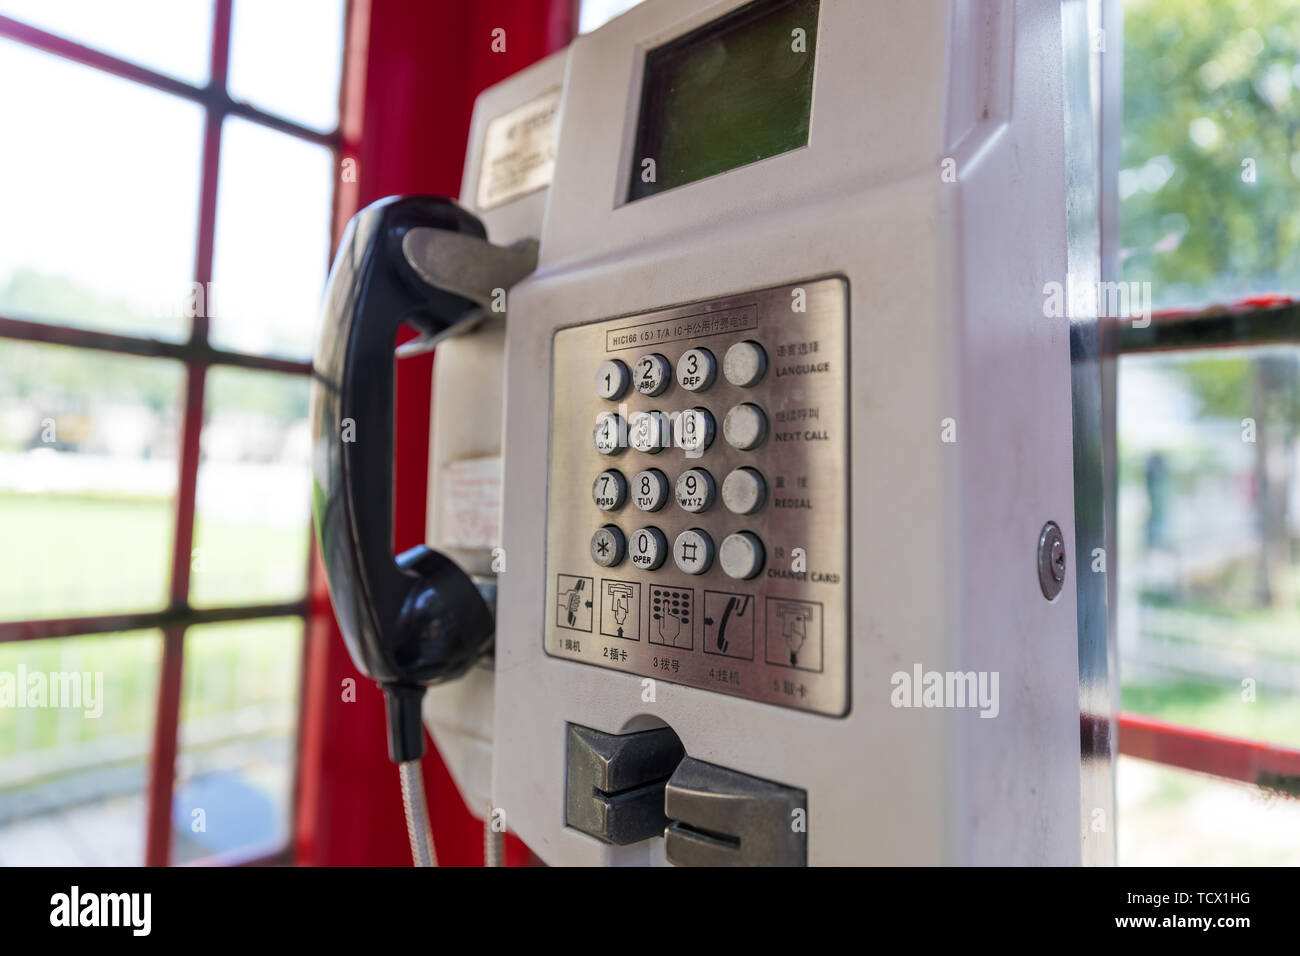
[0,0,343,357]
[579,0,646,34]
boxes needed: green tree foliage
[1123,0,1300,307]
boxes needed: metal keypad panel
[544,277,849,716]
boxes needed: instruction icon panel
[764,598,822,672]
[649,585,694,650]
[556,574,594,631]
[600,579,641,641]
[703,590,754,660]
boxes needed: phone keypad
[546,278,849,715]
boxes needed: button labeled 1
[595,359,630,400]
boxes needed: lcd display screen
[627,0,819,202]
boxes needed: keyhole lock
[1037,521,1066,601]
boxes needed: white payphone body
[421,0,1110,866]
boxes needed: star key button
[590,525,626,568]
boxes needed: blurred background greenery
[1116,0,1300,864]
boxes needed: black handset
[310,195,528,764]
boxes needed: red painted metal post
[143,0,232,868]
[1119,712,1300,794]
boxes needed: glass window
[190,367,311,608]
[1122,0,1300,308]
[579,0,646,34]
[0,631,163,866]
[1118,756,1300,865]
[0,0,341,869]
[0,342,183,620]
[227,0,345,132]
[208,117,335,358]
[0,0,214,84]
[1117,347,1300,749]
[171,618,301,863]
[0,41,205,340]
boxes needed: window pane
[1118,347,1300,746]
[209,117,334,358]
[0,41,204,341]
[579,0,646,34]
[1118,756,1300,864]
[0,342,182,619]
[1122,0,1300,308]
[0,0,213,84]
[190,367,310,607]
[0,630,162,866]
[228,0,344,132]
[171,618,301,863]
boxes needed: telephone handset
[310,194,536,863]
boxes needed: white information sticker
[441,456,502,549]
[476,86,562,210]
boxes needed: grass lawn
[0,492,304,774]
[0,492,308,619]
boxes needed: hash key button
[673,529,714,575]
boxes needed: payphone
[312,0,1112,866]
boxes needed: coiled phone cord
[398,760,437,867]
